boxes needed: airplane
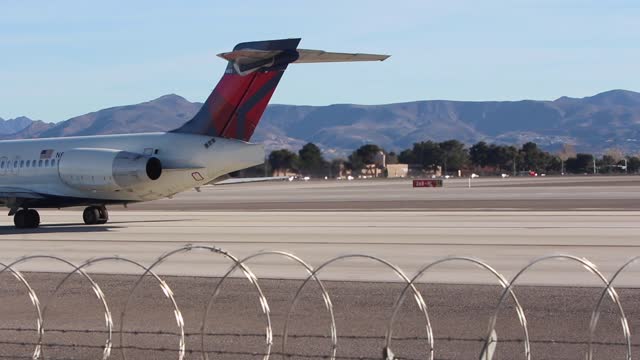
[0,38,389,229]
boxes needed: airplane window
[38,160,43,167]
[20,160,24,168]
[14,161,18,168]
[25,161,30,168]
[51,159,56,166]
[45,160,49,167]
[0,161,4,168]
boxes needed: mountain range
[2,89,640,157]
[0,116,38,135]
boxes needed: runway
[131,175,640,211]
[1,176,640,286]
[1,176,640,359]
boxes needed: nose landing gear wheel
[14,209,40,229]
[83,206,109,225]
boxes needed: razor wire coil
[0,246,637,360]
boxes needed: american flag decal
[40,149,54,159]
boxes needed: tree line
[237,141,640,178]
[267,143,388,178]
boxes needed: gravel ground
[0,272,638,360]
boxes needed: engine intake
[58,148,162,191]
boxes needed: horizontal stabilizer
[217,49,389,64]
[295,49,390,63]
[217,49,281,63]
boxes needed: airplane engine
[58,148,162,191]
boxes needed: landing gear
[14,209,40,229]
[83,206,109,225]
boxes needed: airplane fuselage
[0,132,264,208]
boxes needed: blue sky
[1,0,638,121]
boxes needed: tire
[26,209,40,228]
[83,207,99,225]
[14,210,26,229]
[97,207,109,224]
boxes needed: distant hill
[2,95,199,140]
[3,90,640,156]
[0,116,35,135]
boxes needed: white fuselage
[0,132,264,205]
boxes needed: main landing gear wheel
[14,209,40,229]
[83,206,109,225]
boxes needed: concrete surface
[1,177,640,286]
[132,176,640,211]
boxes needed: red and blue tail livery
[172,38,389,142]
[172,38,301,141]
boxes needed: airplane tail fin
[171,38,389,142]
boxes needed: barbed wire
[0,245,639,359]
[0,339,403,360]
[1,327,638,346]
[0,336,634,360]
